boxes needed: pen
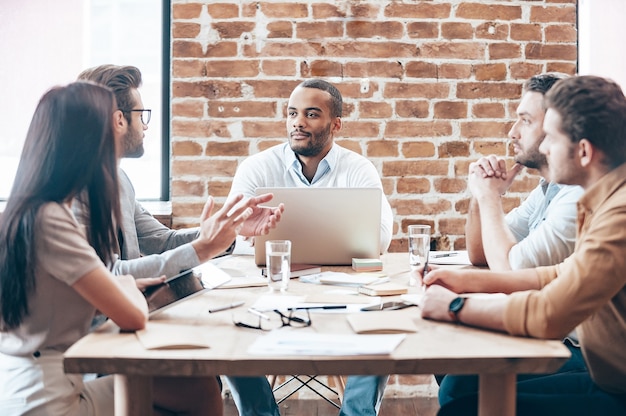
[208,301,245,313]
[431,252,459,258]
[287,305,347,311]
[248,308,270,320]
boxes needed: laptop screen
[254,187,382,266]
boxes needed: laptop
[143,261,231,316]
[254,187,382,266]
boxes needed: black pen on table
[208,300,245,313]
[287,305,347,311]
[431,252,459,258]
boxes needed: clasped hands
[468,155,524,198]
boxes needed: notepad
[347,311,418,334]
[358,282,408,297]
[352,258,383,272]
[136,322,210,350]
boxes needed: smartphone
[360,301,416,312]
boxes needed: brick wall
[169,0,578,252]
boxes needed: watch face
[449,297,465,313]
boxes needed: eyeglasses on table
[233,308,312,331]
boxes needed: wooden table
[64,253,570,416]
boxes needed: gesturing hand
[193,195,254,262]
[238,193,284,237]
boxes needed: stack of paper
[352,258,383,272]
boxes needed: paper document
[192,261,232,289]
[300,271,386,286]
[248,330,406,356]
[400,293,424,307]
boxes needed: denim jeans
[224,376,280,416]
[225,374,388,416]
[437,342,626,416]
[339,375,389,416]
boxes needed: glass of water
[265,240,291,293]
[408,225,431,287]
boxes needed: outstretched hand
[238,193,284,237]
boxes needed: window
[578,0,626,90]
[0,0,168,200]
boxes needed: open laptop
[143,261,231,316]
[254,187,382,266]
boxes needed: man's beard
[515,143,546,170]
[290,123,331,157]
[123,129,144,158]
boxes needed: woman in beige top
[0,82,237,415]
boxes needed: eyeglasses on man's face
[233,309,312,331]
[123,109,151,126]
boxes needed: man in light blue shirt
[465,73,583,272]
[225,79,392,416]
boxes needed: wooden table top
[64,253,570,378]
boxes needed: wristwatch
[448,296,466,322]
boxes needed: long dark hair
[0,82,122,330]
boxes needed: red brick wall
[170,0,578,251]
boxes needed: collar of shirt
[284,143,337,185]
[541,179,563,202]
[578,161,626,215]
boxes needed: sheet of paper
[232,235,255,255]
[400,293,424,307]
[300,271,386,287]
[218,276,267,289]
[192,261,232,289]
[304,293,374,305]
[247,330,406,356]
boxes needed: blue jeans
[225,375,388,416]
[437,342,626,416]
[339,375,389,416]
[224,376,280,416]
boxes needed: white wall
[578,0,626,90]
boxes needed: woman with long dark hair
[0,82,223,415]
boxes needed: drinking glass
[408,225,431,287]
[265,240,291,292]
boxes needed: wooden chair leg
[333,375,345,403]
[267,375,277,389]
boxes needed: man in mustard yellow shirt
[422,75,626,415]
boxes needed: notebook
[254,187,382,266]
[143,261,231,316]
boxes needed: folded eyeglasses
[233,308,312,331]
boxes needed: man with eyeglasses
[77,64,283,280]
